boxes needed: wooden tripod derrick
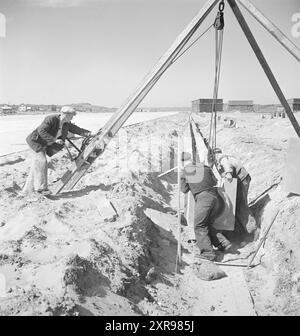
[53,0,300,194]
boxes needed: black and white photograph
[0,0,299,318]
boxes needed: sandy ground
[0,112,299,316]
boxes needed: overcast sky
[0,0,299,107]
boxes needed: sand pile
[0,115,189,316]
[0,112,299,315]
[245,188,300,315]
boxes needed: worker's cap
[60,106,76,115]
[181,152,192,162]
[212,147,222,154]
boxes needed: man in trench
[23,106,91,195]
[214,149,259,240]
[180,152,232,262]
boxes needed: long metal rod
[227,0,300,137]
[237,0,300,63]
[158,166,177,178]
[214,262,256,268]
[64,144,74,161]
[175,135,182,273]
[248,178,281,207]
[66,138,81,153]
[247,208,280,268]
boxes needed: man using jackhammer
[23,106,91,195]
[180,152,233,262]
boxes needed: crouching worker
[214,149,258,239]
[23,106,91,195]
[180,153,232,262]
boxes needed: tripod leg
[227,0,300,137]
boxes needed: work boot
[190,240,217,263]
[217,241,233,253]
[245,216,258,235]
[194,248,217,263]
[239,240,248,248]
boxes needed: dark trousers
[236,175,257,234]
[194,189,230,260]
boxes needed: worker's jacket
[26,114,90,152]
[180,163,217,198]
[218,155,249,182]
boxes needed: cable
[172,24,214,64]
[150,24,214,89]
[208,2,225,151]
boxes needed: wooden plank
[223,178,237,217]
[237,0,300,62]
[53,0,220,194]
[212,178,237,231]
[101,0,219,138]
[227,0,300,137]
[181,121,196,241]
[282,138,300,195]
[186,192,196,241]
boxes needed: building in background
[19,103,27,112]
[135,107,150,112]
[227,100,254,112]
[0,105,16,115]
[37,105,48,112]
[288,99,300,112]
[191,98,223,113]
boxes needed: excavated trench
[0,113,299,316]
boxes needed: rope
[209,30,223,148]
[208,2,225,151]
[172,24,214,64]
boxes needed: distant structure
[192,98,223,113]
[288,98,300,112]
[19,103,27,112]
[38,106,47,112]
[0,105,16,115]
[20,105,36,112]
[276,106,284,113]
[227,100,254,112]
[135,107,150,112]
